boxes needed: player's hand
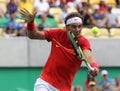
[19,8,37,23]
[88,67,99,77]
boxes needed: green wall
[0,67,120,91]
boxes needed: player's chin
[75,32,81,37]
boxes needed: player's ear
[66,25,70,31]
[66,24,70,28]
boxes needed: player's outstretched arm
[20,8,45,40]
[83,50,99,76]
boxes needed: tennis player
[20,9,99,91]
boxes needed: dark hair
[73,85,81,91]
[64,12,83,25]
[5,26,15,33]
[9,11,16,15]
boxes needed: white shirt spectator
[34,0,50,15]
[59,4,69,27]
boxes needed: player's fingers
[20,18,31,23]
[33,11,37,17]
[25,18,32,22]
[94,68,99,74]
[20,12,33,20]
[88,70,97,77]
[19,9,27,16]
[23,8,31,15]
[19,17,26,20]
[20,8,31,16]
[19,17,31,21]
[93,71,98,76]
[19,18,28,22]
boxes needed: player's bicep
[83,50,96,64]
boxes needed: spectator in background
[89,81,98,91]
[34,0,50,17]
[48,0,60,7]
[18,0,33,13]
[3,25,17,38]
[17,22,27,36]
[60,0,72,4]
[5,11,18,30]
[59,0,72,8]
[106,5,120,28]
[0,6,4,18]
[106,5,120,36]
[59,3,69,27]
[110,77,120,91]
[73,85,82,91]
[84,74,97,91]
[116,0,120,8]
[5,0,19,18]
[73,0,82,12]
[116,16,120,26]
[98,70,114,91]
[92,5,107,27]
[5,11,26,36]
[33,0,53,26]
[79,3,95,27]
[98,0,108,14]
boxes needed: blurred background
[0,0,120,91]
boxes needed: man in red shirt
[20,9,99,91]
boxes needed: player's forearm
[87,56,99,69]
[83,50,96,63]
[83,50,99,69]
[27,30,45,39]
[27,22,45,39]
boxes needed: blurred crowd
[72,69,120,91]
[0,0,120,38]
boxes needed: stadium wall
[0,37,120,67]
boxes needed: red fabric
[60,0,72,4]
[98,4,108,13]
[90,62,99,69]
[27,22,35,31]
[40,29,91,91]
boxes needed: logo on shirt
[56,45,60,47]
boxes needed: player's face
[66,23,82,37]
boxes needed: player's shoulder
[78,35,90,47]
[46,28,67,33]
[45,28,67,39]
[79,35,89,41]
[46,28,66,31]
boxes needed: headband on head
[66,17,83,25]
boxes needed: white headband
[66,17,83,25]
